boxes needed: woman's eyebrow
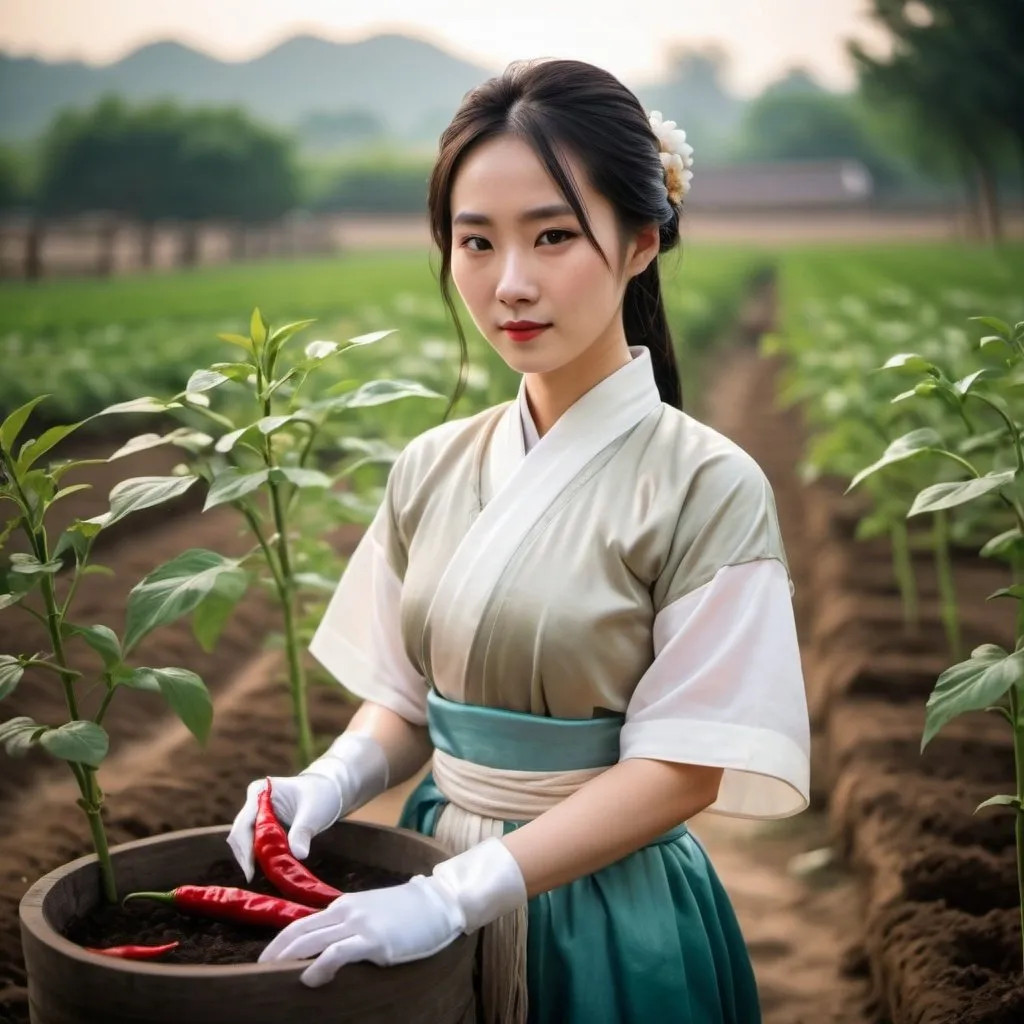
[452,203,575,226]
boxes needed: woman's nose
[494,251,539,307]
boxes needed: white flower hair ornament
[648,110,694,206]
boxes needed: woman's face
[449,134,656,379]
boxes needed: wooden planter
[19,822,477,1024]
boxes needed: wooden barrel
[19,822,477,1024]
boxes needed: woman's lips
[502,324,550,343]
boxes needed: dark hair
[428,58,684,414]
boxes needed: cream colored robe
[311,347,809,819]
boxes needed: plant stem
[35,526,116,900]
[933,511,963,661]
[261,401,313,767]
[1010,685,1024,978]
[891,521,919,633]
[82,780,117,903]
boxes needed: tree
[733,89,900,186]
[850,0,1023,241]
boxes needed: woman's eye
[537,229,576,246]
[459,236,491,252]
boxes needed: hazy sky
[0,0,892,95]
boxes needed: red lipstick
[501,320,550,343]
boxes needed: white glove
[258,836,528,987]
[227,732,390,881]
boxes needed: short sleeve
[619,558,810,818]
[652,451,792,612]
[308,471,428,726]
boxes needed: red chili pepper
[254,777,343,908]
[123,886,318,928]
[84,940,180,960]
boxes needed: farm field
[1,241,1023,1023]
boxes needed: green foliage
[0,394,223,902]
[773,245,1024,973]
[35,95,298,224]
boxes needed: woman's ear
[626,222,661,279]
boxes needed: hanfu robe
[310,346,810,1024]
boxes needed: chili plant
[0,398,244,903]
[852,314,1024,972]
[125,309,443,768]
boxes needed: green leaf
[293,572,339,593]
[257,415,295,435]
[88,474,198,530]
[0,565,36,609]
[17,422,85,472]
[269,467,332,489]
[203,468,270,510]
[79,564,114,578]
[10,552,62,575]
[882,353,934,374]
[123,667,212,745]
[124,549,247,653]
[191,569,249,653]
[975,794,1021,814]
[210,362,254,382]
[0,395,48,453]
[52,484,92,505]
[269,319,316,360]
[68,625,122,669]
[981,529,1024,560]
[0,656,24,701]
[908,470,1014,517]
[989,585,1024,602]
[310,379,444,414]
[93,396,176,417]
[106,433,168,461]
[216,332,255,354]
[970,316,1012,340]
[847,428,942,492]
[979,335,1016,360]
[345,329,395,349]
[303,340,339,362]
[250,308,268,347]
[185,369,230,394]
[0,716,42,757]
[39,720,108,767]
[922,645,1024,748]
[955,368,1003,395]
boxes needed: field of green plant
[0,246,770,429]
[769,242,1024,648]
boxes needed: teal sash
[400,691,761,1023]
[424,688,687,842]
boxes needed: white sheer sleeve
[308,504,428,726]
[619,557,809,818]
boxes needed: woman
[228,57,810,1024]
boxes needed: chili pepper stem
[122,891,175,907]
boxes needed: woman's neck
[523,336,633,439]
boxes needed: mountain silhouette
[0,33,496,143]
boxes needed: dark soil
[63,848,411,966]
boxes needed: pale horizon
[0,0,892,96]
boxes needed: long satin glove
[227,732,390,881]
[258,836,528,987]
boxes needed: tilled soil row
[798,426,1022,1019]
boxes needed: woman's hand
[259,836,527,987]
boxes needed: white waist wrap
[431,747,607,822]
[429,749,610,1024]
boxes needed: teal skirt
[399,772,762,1024]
